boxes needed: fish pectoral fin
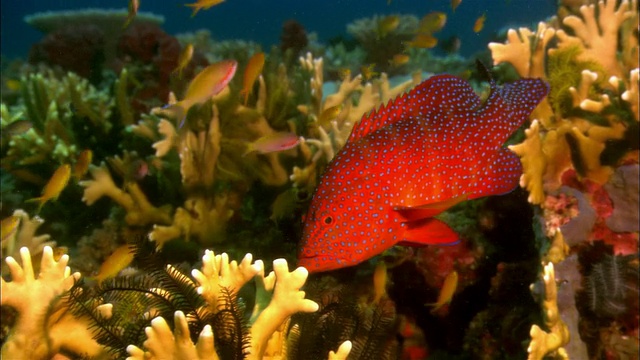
[393,194,469,221]
[397,218,459,246]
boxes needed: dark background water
[1,0,556,59]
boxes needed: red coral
[280,20,308,55]
[415,238,478,289]
[113,23,208,114]
[29,24,106,83]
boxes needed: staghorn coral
[292,53,419,192]
[2,238,352,360]
[1,247,104,359]
[491,0,638,203]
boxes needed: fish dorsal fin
[348,75,482,143]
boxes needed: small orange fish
[317,104,343,128]
[74,149,93,181]
[270,189,297,223]
[389,54,410,67]
[360,64,379,81]
[426,271,458,313]
[338,68,351,81]
[377,15,400,38]
[163,59,237,127]
[5,79,21,91]
[172,43,194,78]
[405,33,438,49]
[1,215,20,245]
[244,132,300,156]
[27,164,71,213]
[372,262,387,303]
[451,0,462,12]
[473,13,486,33]
[123,0,140,29]
[3,120,32,136]
[419,12,447,34]
[91,244,135,284]
[185,0,225,17]
[240,52,265,105]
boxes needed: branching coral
[1,247,102,359]
[292,52,418,192]
[2,70,114,169]
[2,241,352,359]
[528,262,570,360]
[491,0,638,203]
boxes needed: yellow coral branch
[528,262,570,360]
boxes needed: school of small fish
[298,72,549,272]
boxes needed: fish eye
[323,216,333,225]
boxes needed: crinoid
[579,253,639,319]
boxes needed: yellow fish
[377,15,400,38]
[5,79,21,91]
[360,64,379,81]
[123,0,140,29]
[1,215,20,246]
[243,132,300,156]
[240,52,265,105]
[74,149,93,181]
[338,68,351,81]
[426,271,458,313]
[404,33,438,49]
[317,104,343,129]
[172,43,194,78]
[163,59,237,127]
[389,54,410,67]
[91,244,135,284]
[27,164,71,213]
[372,262,387,304]
[473,13,486,33]
[185,0,225,17]
[451,0,462,12]
[419,12,447,34]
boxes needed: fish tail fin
[185,4,200,17]
[162,104,187,128]
[242,143,254,157]
[239,89,249,105]
[25,197,45,214]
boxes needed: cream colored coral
[1,246,102,359]
[152,119,179,157]
[509,120,548,204]
[558,0,634,78]
[328,341,353,359]
[179,104,221,188]
[528,262,570,360]
[126,311,218,360]
[488,22,555,78]
[249,259,319,359]
[149,194,234,248]
[1,209,54,263]
[80,165,172,226]
[192,251,262,309]
[622,68,639,120]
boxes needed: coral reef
[489,0,639,358]
[1,242,352,359]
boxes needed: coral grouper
[298,71,549,272]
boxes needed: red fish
[298,73,548,272]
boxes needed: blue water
[1,0,556,59]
